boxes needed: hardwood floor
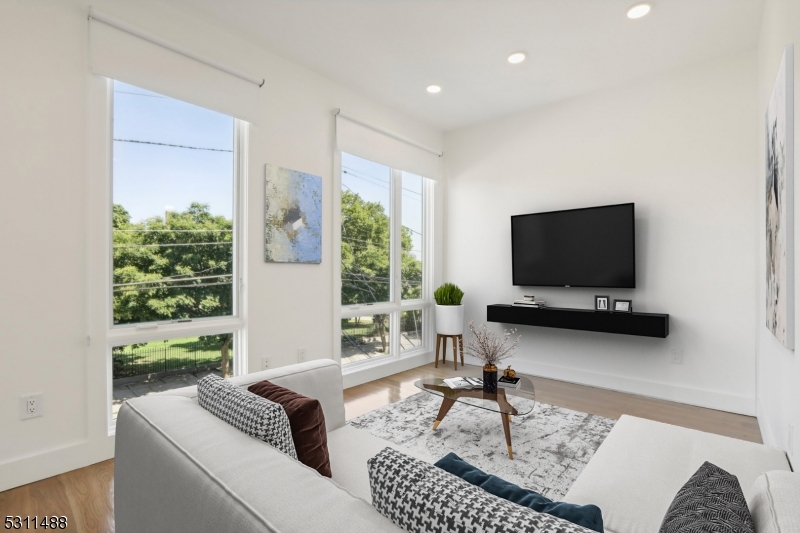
[0,460,114,533]
[344,363,762,443]
[0,362,761,532]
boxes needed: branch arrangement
[464,321,521,367]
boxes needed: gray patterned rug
[348,392,616,499]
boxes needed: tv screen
[511,203,635,288]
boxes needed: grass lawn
[113,335,233,378]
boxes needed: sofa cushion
[197,374,297,459]
[368,447,596,533]
[659,461,754,533]
[326,424,432,503]
[434,452,603,532]
[749,471,800,533]
[248,380,332,477]
[563,415,790,533]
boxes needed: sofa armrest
[159,359,347,431]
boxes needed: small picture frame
[613,299,632,313]
[594,295,610,312]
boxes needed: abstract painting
[766,44,794,349]
[265,164,322,263]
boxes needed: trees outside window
[340,153,430,364]
[108,80,244,419]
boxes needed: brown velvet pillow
[247,380,332,477]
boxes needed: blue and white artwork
[265,164,322,263]
[766,45,794,348]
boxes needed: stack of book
[498,375,522,389]
[512,295,546,308]
[443,377,483,390]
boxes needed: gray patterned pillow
[659,461,755,533]
[368,447,594,533]
[197,375,297,460]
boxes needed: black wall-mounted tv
[511,203,635,288]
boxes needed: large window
[109,81,244,417]
[340,153,430,364]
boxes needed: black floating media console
[487,304,669,338]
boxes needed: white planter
[435,304,465,335]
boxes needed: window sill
[106,316,244,345]
[341,346,430,375]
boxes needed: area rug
[348,392,616,499]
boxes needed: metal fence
[112,341,223,380]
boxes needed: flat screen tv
[511,203,635,288]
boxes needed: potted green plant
[433,283,465,336]
[464,321,521,393]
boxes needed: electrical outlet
[20,394,42,420]
[261,356,270,370]
[297,348,307,363]
[670,348,684,364]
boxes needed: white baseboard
[0,437,114,493]
[756,399,795,470]
[342,350,435,389]
[465,356,757,416]
[757,399,777,447]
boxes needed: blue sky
[341,152,424,259]
[113,81,423,257]
[113,81,233,222]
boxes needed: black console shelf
[487,304,669,338]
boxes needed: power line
[114,242,232,248]
[114,138,233,153]
[114,281,232,293]
[114,229,232,233]
[342,167,423,198]
[114,90,169,99]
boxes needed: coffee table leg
[501,413,514,460]
[432,397,456,430]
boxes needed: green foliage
[113,202,235,375]
[340,190,422,304]
[112,202,233,325]
[434,283,464,306]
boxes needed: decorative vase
[483,364,498,393]
[435,304,465,335]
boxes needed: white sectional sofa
[563,415,793,533]
[114,359,798,533]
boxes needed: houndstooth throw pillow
[659,461,755,533]
[197,375,297,460]
[368,447,595,533]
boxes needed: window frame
[96,78,249,432]
[338,156,434,367]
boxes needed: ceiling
[174,0,765,131]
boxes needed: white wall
[755,0,800,466]
[0,0,441,491]
[443,51,758,415]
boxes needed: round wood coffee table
[414,377,536,459]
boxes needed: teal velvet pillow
[434,452,603,533]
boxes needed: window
[109,81,245,418]
[340,153,431,364]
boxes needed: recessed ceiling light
[508,52,526,64]
[627,3,651,19]
[426,85,441,94]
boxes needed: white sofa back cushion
[115,394,402,533]
[749,471,800,533]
